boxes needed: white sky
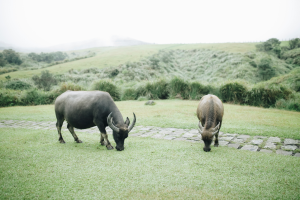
[0,0,300,48]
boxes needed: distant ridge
[0,36,149,53]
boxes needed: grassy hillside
[0,43,258,81]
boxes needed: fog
[0,0,300,49]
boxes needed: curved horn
[107,112,119,133]
[128,112,136,133]
[198,121,203,134]
[212,122,220,136]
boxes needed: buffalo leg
[100,134,105,146]
[101,132,114,150]
[214,132,219,147]
[56,118,65,143]
[67,123,82,143]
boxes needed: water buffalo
[197,94,224,152]
[54,91,136,151]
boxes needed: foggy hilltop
[0,36,149,53]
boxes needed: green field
[1,100,299,139]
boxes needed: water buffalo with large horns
[197,94,224,152]
[54,91,136,151]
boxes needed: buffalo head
[198,121,220,152]
[107,112,136,151]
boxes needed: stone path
[1,120,299,157]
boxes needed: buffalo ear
[124,117,130,126]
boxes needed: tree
[32,70,57,91]
[288,38,300,50]
[0,53,6,67]
[2,49,22,65]
[256,38,281,52]
[257,58,276,81]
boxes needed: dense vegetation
[0,38,299,111]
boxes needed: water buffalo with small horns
[197,94,224,152]
[55,91,136,151]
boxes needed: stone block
[151,134,164,139]
[182,133,196,138]
[219,141,229,146]
[251,139,263,145]
[228,143,240,149]
[281,145,297,151]
[237,134,250,140]
[276,150,292,156]
[164,136,175,140]
[263,142,276,149]
[231,138,244,143]
[267,137,281,143]
[219,136,234,141]
[241,145,258,152]
[284,139,299,145]
[294,153,300,157]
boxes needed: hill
[0,43,258,81]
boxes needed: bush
[122,88,137,100]
[275,93,300,111]
[21,89,55,105]
[51,82,83,99]
[0,89,21,107]
[220,81,247,103]
[92,80,120,101]
[134,79,169,100]
[168,77,190,99]
[0,67,18,75]
[288,38,300,50]
[5,80,32,90]
[245,84,292,108]
[137,96,148,101]
[189,82,209,100]
[32,70,57,91]
[257,58,275,81]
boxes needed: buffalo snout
[116,146,124,151]
[203,147,211,152]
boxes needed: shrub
[0,89,21,107]
[249,60,257,68]
[220,81,247,103]
[32,70,57,91]
[168,77,190,99]
[5,80,32,90]
[122,88,137,100]
[245,83,292,108]
[151,79,169,99]
[189,82,209,100]
[21,89,55,105]
[288,38,300,50]
[92,80,120,101]
[51,82,83,99]
[275,93,300,111]
[257,58,275,81]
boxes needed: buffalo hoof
[106,145,114,150]
[59,140,66,144]
[76,139,83,143]
[100,141,105,146]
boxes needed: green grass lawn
[0,43,257,81]
[0,128,299,199]
[0,100,299,139]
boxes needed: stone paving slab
[228,143,240,149]
[276,150,293,156]
[259,149,273,153]
[1,119,299,157]
[284,139,299,145]
[241,145,259,152]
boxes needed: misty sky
[0,0,300,48]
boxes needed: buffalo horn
[128,112,136,133]
[107,112,120,133]
[212,122,220,136]
[198,121,203,134]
